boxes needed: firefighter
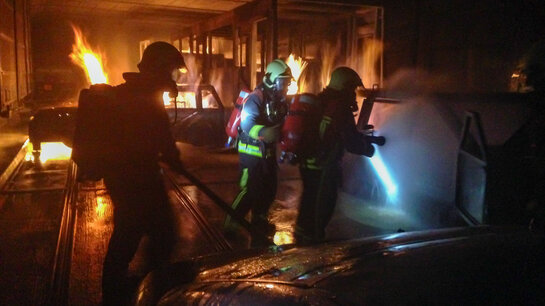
[224,59,292,246]
[295,67,382,244]
[101,41,185,305]
[509,40,545,232]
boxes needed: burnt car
[165,84,228,147]
[135,226,544,305]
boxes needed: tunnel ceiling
[30,0,254,26]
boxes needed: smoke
[339,70,469,232]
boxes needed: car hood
[135,226,544,305]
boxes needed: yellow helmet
[327,67,364,91]
[263,59,292,90]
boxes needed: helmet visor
[275,77,292,96]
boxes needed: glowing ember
[70,25,108,85]
[39,142,72,163]
[286,54,308,95]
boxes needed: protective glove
[260,125,281,143]
[365,135,386,146]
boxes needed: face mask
[348,90,359,112]
[171,67,187,83]
[265,98,288,124]
[274,77,291,97]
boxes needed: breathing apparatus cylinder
[279,93,320,163]
[225,89,251,147]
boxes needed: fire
[163,91,196,108]
[69,25,108,85]
[95,196,108,219]
[286,54,308,95]
[38,142,72,163]
[273,230,294,245]
[163,92,173,106]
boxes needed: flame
[25,139,34,162]
[163,92,173,106]
[39,142,72,163]
[357,38,383,88]
[163,91,196,108]
[286,54,308,95]
[321,41,340,91]
[273,230,294,245]
[70,25,108,85]
[95,196,108,218]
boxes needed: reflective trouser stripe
[249,125,264,139]
[225,168,249,227]
[238,142,263,157]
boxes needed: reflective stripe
[240,168,249,188]
[319,116,332,139]
[238,141,263,157]
[301,157,322,170]
[225,169,249,227]
[249,125,264,139]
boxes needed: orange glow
[25,139,34,162]
[286,54,308,95]
[39,142,72,163]
[163,92,173,106]
[358,38,383,89]
[273,230,294,245]
[95,196,107,218]
[163,91,196,108]
[70,25,108,85]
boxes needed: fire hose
[172,166,269,240]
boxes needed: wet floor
[0,141,396,305]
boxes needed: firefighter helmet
[327,67,364,91]
[138,41,186,74]
[263,59,292,93]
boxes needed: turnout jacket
[113,72,181,172]
[302,88,374,169]
[238,84,278,158]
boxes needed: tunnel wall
[0,0,32,116]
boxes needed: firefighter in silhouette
[100,41,185,305]
[295,67,384,244]
[507,40,545,232]
[224,59,292,246]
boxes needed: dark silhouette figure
[295,67,382,244]
[99,42,185,305]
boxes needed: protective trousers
[295,164,341,244]
[226,153,277,244]
[102,170,175,306]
